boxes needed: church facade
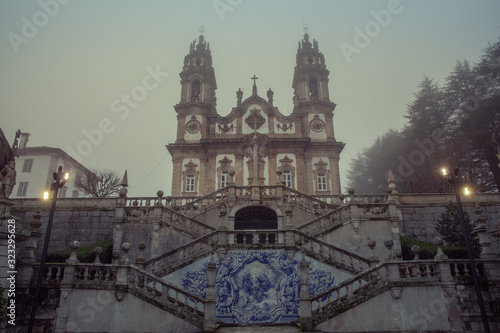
[168,33,344,197]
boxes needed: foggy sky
[1,0,499,197]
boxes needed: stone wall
[399,193,500,253]
[10,198,116,257]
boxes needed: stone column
[328,153,341,195]
[298,256,313,331]
[473,204,495,259]
[171,156,184,196]
[54,241,80,333]
[267,150,277,186]
[295,151,306,193]
[305,155,313,195]
[205,152,217,195]
[204,256,217,331]
[235,154,244,186]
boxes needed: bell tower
[178,33,217,105]
[292,33,330,103]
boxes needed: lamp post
[442,167,490,333]
[28,166,69,333]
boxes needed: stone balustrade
[227,230,284,247]
[128,265,205,327]
[145,231,218,276]
[295,231,371,274]
[74,264,118,285]
[397,260,440,279]
[449,260,486,281]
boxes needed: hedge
[400,236,472,260]
[46,239,113,264]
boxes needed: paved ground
[216,325,320,332]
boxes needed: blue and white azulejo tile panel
[164,250,348,324]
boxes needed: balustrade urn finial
[120,242,131,265]
[411,245,421,260]
[433,237,448,260]
[136,242,146,264]
[66,240,80,264]
[93,247,103,264]
[384,239,395,261]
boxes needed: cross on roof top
[251,75,258,85]
[303,22,309,34]
[199,25,205,36]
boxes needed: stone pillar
[135,242,146,270]
[305,155,314,195]
[235,154,244,186]
[367,240,380,267]
[113,183,127,265]
[298,256,313,331]
[205,152,217,195]
[284,202,295,260]
[55,241,80,333]
[295,151,306,193]
[473,204,495,259]
[267,150,277,186]
[171,156,184,196]
[176,113,186,143]
[328,153,341,195]
[204,255,217,331]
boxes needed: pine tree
[436,202,480,257]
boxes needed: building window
[22,159,33,172]
[72,190,79,198]
[17,182,28,196]
[74,172,82,185]
[58,187,67,198]
[283,170,292,187]
[185,175,195,192]
[317,173,327,191]
[221,171,228,188]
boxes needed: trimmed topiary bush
[46,239,113,264]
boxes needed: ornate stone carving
[245,108,265,130]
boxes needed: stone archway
[234,206,277,244]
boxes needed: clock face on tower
[186,117,201,134]
[309,116,325,133]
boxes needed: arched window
[308,77,318,100]
[191,79,201,102]
[234,206,277,244]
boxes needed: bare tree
[75,168,121,198]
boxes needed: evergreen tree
[435,202,480,257]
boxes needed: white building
[11,133,92,198]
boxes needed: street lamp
[28,166,69,333]
[442,167,490,333]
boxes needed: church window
[221,171,228,188]
[307,56,313,64]
[182,159,199,196]
[283,170,292,187]
[22,159,33,172]
[191,79,201,102]
[17,182,28,196]
[195,57,202,66]
[317,173,327,191]
[185,175,195,192]
[309,77,318,99]
[278,155,295,189]
[313,159,330,194]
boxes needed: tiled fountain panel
[165,250,347,324]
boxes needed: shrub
[46,239,113,264]
[400,236,471,260]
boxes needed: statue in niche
[218,124,234,133]
[0,161,16,198]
